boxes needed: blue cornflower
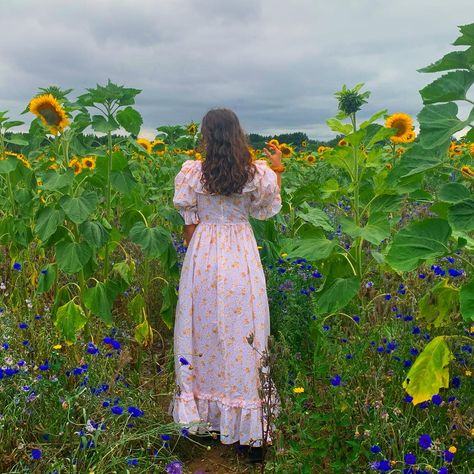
[384,294,391,301]
[330,375,341,386]
[87,343,99,355]
[442,450,454,462]
[412,326,421,334]
[19,323,28,329]
[373,459,391,471]
[323,325,330,331]
[418,273,426,279]
[111,405,123,415]
[31,449,42,460]
[165,461,183,474]
[128,406,144,417]
[431,394,442,406]
[448,268,463,277]
[39,360,49,371]
[352,315,360,323]
[409,347,419,356]
[404,395,413,403]
[404,453,416,465]
[179,356,189,366]
[418,434,432,449]
[452,376,461,388]
[312,271,322,278]
[161,434,171,441]
[13,262,22,271]
[103,337,121,351]
[277,267,286,274]
[403,360,412,368]
[127,459,139,466]
[371,445,381,454]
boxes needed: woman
[169,108,284,462]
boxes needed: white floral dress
[169,159,282,446]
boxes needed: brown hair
[198,108,257,196]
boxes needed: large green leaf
[296,205,334,232]
[359,109,388,129]
[35,207,65,242]
[79,220,109,248]
[340,212,390,245]
[129,222,170,258]
[316,277,360,314]
[447,199,474,231]
[160,284,177,330]
[116,106,143,135]
[54,300,88,344]
[82,281,114,325]
[402,336,455,405]
[59,192,98,224]
[56,241,92,274]
[387,143,445,185]
[420,70,474,104]
[460,278,474,322]
[91,114,119,133]
[128,293,146,324]
[439,183,471,203]
[417,48,474,73]
[326,118,352,134]
[418,102,474,149]
[385,218,451,272]
[0,156,18,173]
[453,22,474,46]
[37,263,57,294]
[283,236,337,261]
[418,279,459,328]
[111,169,137,194]
[41,169,74,191]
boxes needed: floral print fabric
[169,159,282,446]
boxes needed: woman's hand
[263,142,283,167]
[184,223,198,246]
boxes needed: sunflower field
[0,22,473,474]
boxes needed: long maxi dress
[169,158,282,446]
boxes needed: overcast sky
[0,0,472,140]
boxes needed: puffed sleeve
[173,160,200,224]
[249,160,282,220]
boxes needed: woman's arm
[184,223,198,246]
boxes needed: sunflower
[306,154,316,164]
[195,152,204,161]
[248,146,257,161]
[48,163,59,170]
[81,156,96,170]
[268,139,280,148]
[5,151,30,168]
[187,122,198,136]
[68,158,83,175]
[317,145,332,154]
[137,138,152,154]
[386,163,393,170]
[404,131,416,143]
[29,93,69,135]
[279,143,294,158]
[385,113,414,144]
[470,143,474,155]
[301,140,307,148]
[396,147,406,156]
[151,139,166,155]
[338,139,348,147]
[461,165,474,179]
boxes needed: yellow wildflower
[448,446,457,454]
[53,344,62,350]
[293,387,304,394]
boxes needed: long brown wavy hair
[198,108,257,196]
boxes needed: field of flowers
[0,22,473,474]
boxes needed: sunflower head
[306,154,316,163]
[334,83,370,116]
[470,143,474,155]
[29,93,69,135]
[279,143,294,158]
[338,139,348,147]
[461,165,474,179]
[137,138,152,154]
[152,139,166,155]
[301,140,307,148]
[187,122,198,136]
[385,113,414,144]
[404,131,416,143]
[81,156,96,170]
[268,139,280,148]
[248,146,257,161]
[69,158,83,175]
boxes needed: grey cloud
[0,0,472,140]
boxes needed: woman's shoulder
[179,159,202,173]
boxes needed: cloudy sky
[0,0,472,140]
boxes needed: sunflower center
[37,104,62,126]
[391,119,410,137]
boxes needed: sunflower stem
[103,103,113,280]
